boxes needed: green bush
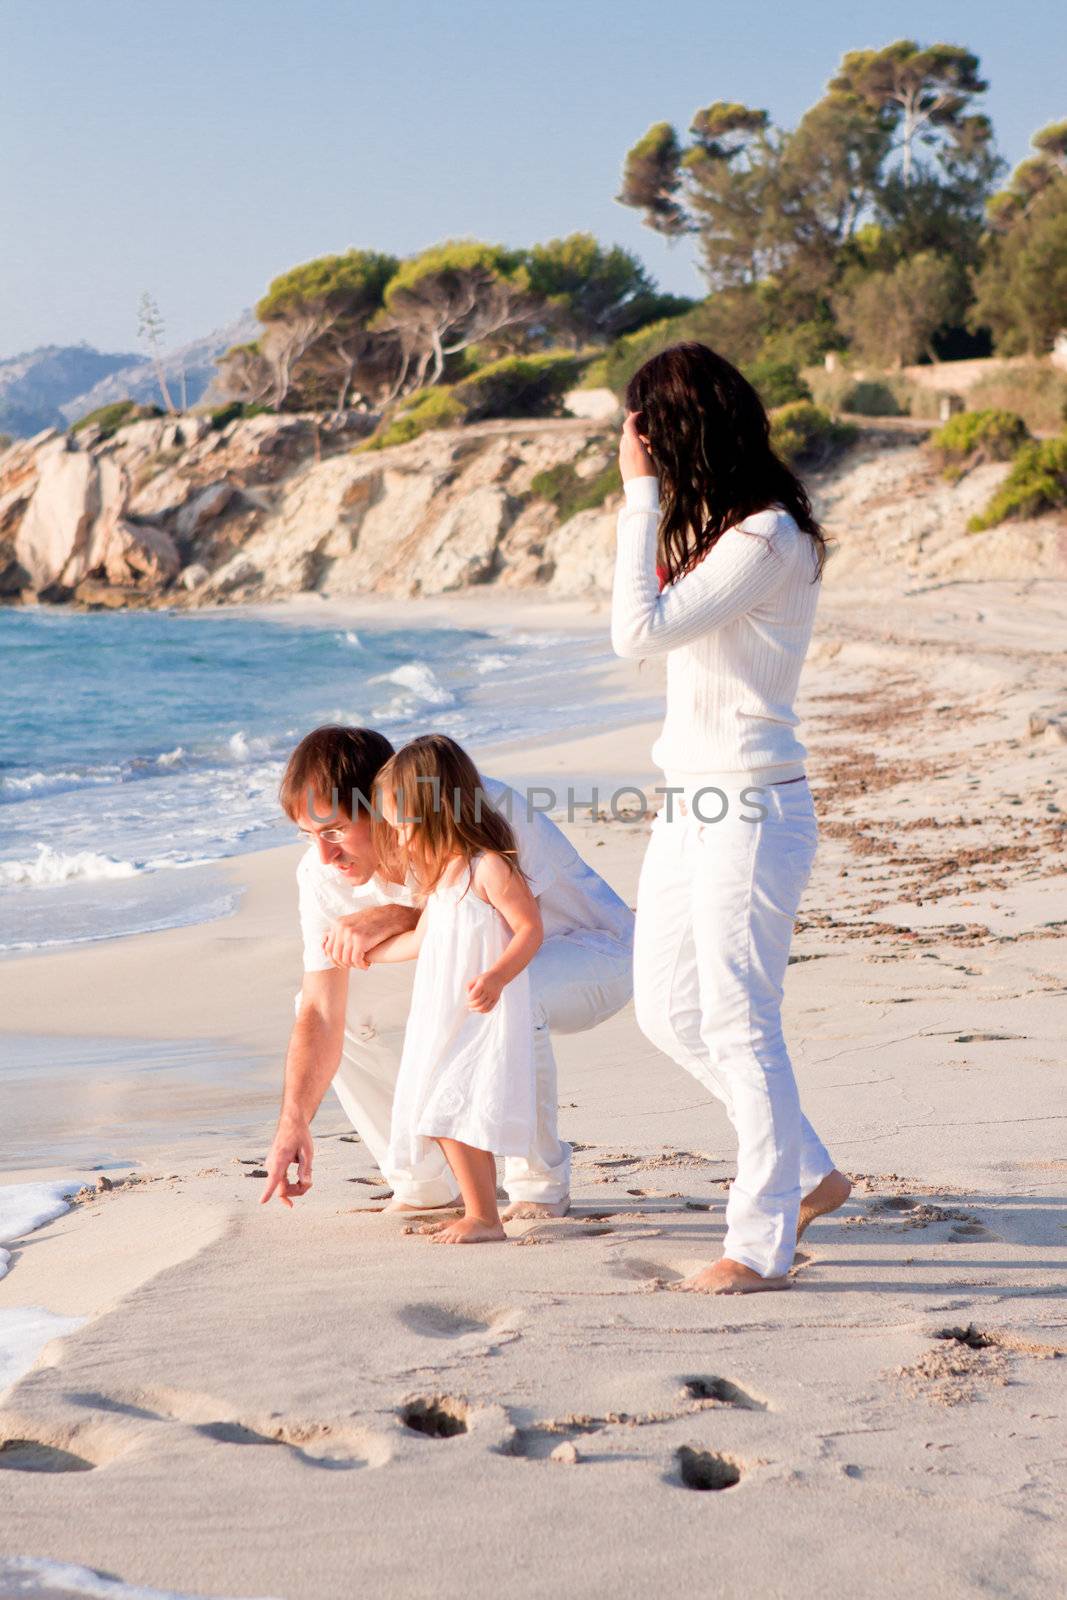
[929,409,1031,480]
[529,457,621,523]
[968,434,1067,530]
[362,386,468,451]
[770,402,856,469]
[209,400,273,431]
[744,358,811,409]
[453,351,588,420]
[839,379,903,417]
[70,400,162,440]
[966,366,1067,435]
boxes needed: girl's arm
[364,906,428,964]
[468,853,543,1012]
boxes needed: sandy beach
[1,576,1065,1600]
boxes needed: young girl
[366,733,543,1244]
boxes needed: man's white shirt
[297,773,634,973]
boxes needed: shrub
[929,410,1031,480]
[209,400,273,431]
[362,386,468,451]
[965,365,1067,435]
[770,402,856,469]
[744,358,811,409]
[529,458,621,523]
[452,351,588,420]
[839,379,903,417]
[968,434,1067,530]
[70,400,162,440]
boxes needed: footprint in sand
[672,1445,744,1491]
[610,1255,687,1284]
[395,1303,521,1348]
[0,1438,96,1474]
[61,1387,389,1470]
[678,1377,765,1411]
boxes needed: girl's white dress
[387,852,536,1167]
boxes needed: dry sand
[1,576,1065,1600]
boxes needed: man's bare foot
[385,1197,461,1214]
[677,1258,792,1295]
[796,1169,852,1241]
[500,1197,571,1221]
[427,1215,507,1245]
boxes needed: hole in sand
[676,1446,742,1491]
[507,1421,602,1460]
[0,1439,95,1473]
[870,1196,915,1212]
[680,1377,764,1411]
[934,1324,995,1350]
[400,1396,469,1438]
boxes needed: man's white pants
[632,777,834,1279]
[312,929,632,1207]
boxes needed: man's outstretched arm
[260,966,349,1208]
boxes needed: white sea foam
[0,1558,282,1600]
[377,662,454,706]
[155,746,185,768]
[0,1308,87,1393]
[0,847,140,889]
[0,1180,79,1278]
[343,629,363,647]
[474,653,511,674]
[0,768,116,800]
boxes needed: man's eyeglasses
[297,825,350,846]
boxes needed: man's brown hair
[279,725,395,823]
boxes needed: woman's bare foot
[796,1169,852,1241]
[427,1215,506,1244]
[677,1258,792,1295]
[500,1197,571,1221]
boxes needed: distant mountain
[0,312,259,439]
[57,312,259,428]
[0,345,140,438]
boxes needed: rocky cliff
[1,410,1064,609]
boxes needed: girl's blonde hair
[372,733,528,896]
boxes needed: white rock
[203,552,261,597]
[417,484,511,593]
[14,441,97,590]
[564,387,622,422]
[179,562,210,590]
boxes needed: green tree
[834,252,959,366]
[525,232,692,345]
[375,240,535,390]
[254,249,398,410]
[828,40,991,188]
[971,177,1067,354]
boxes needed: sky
[2,0,1065,358]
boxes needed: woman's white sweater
[610,476,822,784]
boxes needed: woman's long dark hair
[625,342,826,586]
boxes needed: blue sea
[0,605,651,953]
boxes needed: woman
[611,342,851,1295]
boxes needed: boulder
[202,552,262,598]
[544,504,618,596]
[179,562,210,591]
[416,485,513,592]
[14,440,97,590]
[174,479,235,538]
[564,387,622,422]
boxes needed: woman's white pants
[303,929,633,1208]
[632,776,834,1279]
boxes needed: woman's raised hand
[619,410,656,484]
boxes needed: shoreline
[1,576,1065,1597]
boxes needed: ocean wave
[375,662,455,706]
[474,652,512,674]
[0,845,141,888]
[0,767,119,801]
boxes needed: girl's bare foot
[428,1215,507,1244]
[677,1259,792,1295]
[796,1169,852,1241]
[500,1197,571,1221]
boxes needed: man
[260,725,634,1219]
